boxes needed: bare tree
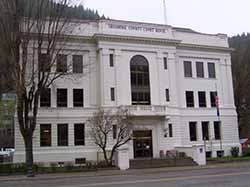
[88,109,133,166]
[0,0,81,176]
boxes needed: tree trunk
[24,132,34,177]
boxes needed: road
[1,165,250,187]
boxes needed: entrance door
[133,130,153,158]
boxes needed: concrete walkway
[1,161,250,182]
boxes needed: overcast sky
[77,0,249,36]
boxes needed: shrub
[243,148,250,157]
[231,147,239,157]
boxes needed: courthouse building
[14,19,240,164]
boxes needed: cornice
[93,33,181,46]
[178,43,234,53]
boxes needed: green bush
[231,147,240,157]
[243,148,250,157]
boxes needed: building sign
[108,24,167,33]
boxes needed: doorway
[133,130,153,158]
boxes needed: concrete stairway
[129,157,197,169]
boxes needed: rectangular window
[168,123,173,137]
[189,122,197,141]
[198,91,207,107]
[39,54,50,72]
[40,88,51,107]
[57,89,67,107]
[186,91,194,107]
[208,62,216,78]
[113,125,117,139]
[56,54,67,73]
[73,55,83,73]
[196,62,204,78]
[184,61,192,77]
[210,91,217,107]
[202,122,209,140]
[163,57,168,70]
[109,54,114,67]
[57,124,68,146]
[40,124,51,147]
[214,121,221,140]
[165,89,170,102]
[73,89,84,107]
[111,87,115,101]
[74,123,85,146]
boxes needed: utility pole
[163,0,168,25]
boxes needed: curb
[1,161,250,182]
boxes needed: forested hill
[62,5,105,20]
[229,34,250,138]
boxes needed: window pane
[198,91,207,107]
[111,88,115,101]
[110,54,114,67]
[208,63,216,78]
[113,125,117,139]
[165,89,170,102]
[57,124,68,146]
[130,55,151,105]
[210,91,217,107]
[74,124,85,146]
[164,57,167,70]
[202,122,209,140]
[73,55,83,73]
[168,123,173,137]
[39,54,50,72]
[186,91,194,107]
[214,121,221,140]
[40,88,51,107]
[189,122,197,141]
[184,61,192,77]
[40,124,51,147]
[57,89,67,107]
[196,62,204,78]
[73,89,84,107]
[56,54,67,73]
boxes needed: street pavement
[1,162,250,187]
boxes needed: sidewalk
[1,161,250,182]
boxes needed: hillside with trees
[229,34,250,138]
[0,1,105,96]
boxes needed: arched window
[130,55,151,105]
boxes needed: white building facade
[14,19,240,164]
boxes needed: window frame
[109,54,114,67]
[73,89,84,107]
[57,124,68,146]
[214,121,221,140]
[57,89,68,107]
[40,124,51,147]
[196,61,204,78]
[189,122,197,141]
[184,61,192,78]
[111,87,115,101]
[73,55,83,73]
[165,89,170,102]
[186,91,194,107]
[74,123,85,146]
[208,62,216,78]
[40,88,51,107]
[163,57,168,70]
[56,54,67,73]
[168,123,173,137]
[198,91,207,108]
[210,91,217,107]
[201,121,210,141]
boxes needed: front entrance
[133,130,153,158]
